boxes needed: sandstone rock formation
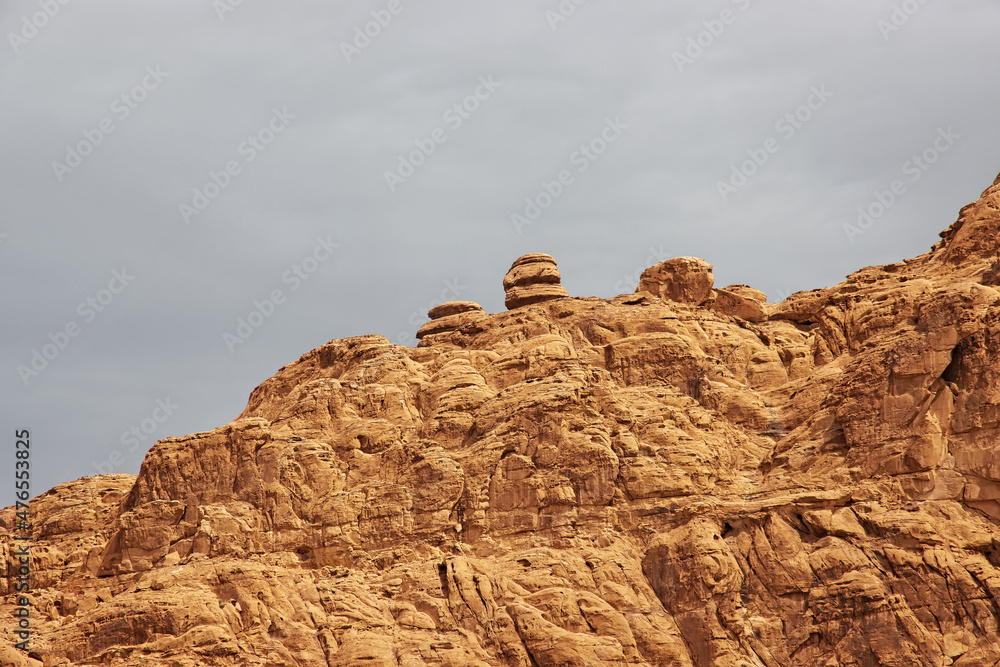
[416,301,486,341]
[711,284,768,322]
[5,171,1000,666]
[636,260,766,322]
[503,252,569,309]
[636,255,714,305]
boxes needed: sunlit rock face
[503,252,569,310]
[4,173,1000,666]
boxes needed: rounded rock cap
[416,302,487,340]
[509,252,556,268]
[427,301,485,320]
[503,253,569,309]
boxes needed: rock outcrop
[710,285,768,322]
[503,252,569,309]
[636,256,714,305]
[636,260,767,321]
[416,301,486,340]
[4,172,1000,666]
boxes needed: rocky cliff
[4,172,1000,666]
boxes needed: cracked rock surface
[4,172,1000,666]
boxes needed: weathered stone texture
[4,173,1000,666]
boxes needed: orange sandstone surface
[4,172,1000,666]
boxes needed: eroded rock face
[711,286,767,322]
[503,253,569,310]
[637,256,714,305]
[416,301,486,340]
[4,172,1000,666]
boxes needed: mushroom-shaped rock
[504,253,570,310]
[636,256,714,305]
[416,301,486,339]
[428,301,483,320]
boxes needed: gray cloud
[3,0,999,496]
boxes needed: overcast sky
[3,0,999,498]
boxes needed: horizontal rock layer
[417,301,487,340]
[504,253,569,310]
